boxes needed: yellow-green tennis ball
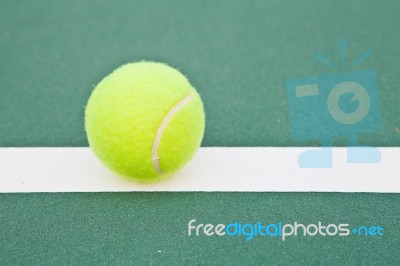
[85,62,205,182]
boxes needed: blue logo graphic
[286,40,382,168]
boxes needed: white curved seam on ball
[151,90,194,175]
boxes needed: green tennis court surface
[1,0,399,264]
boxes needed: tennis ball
[85,62,205,182]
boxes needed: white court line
[0,147,399,193]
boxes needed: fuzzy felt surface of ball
[85,62,205,182]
